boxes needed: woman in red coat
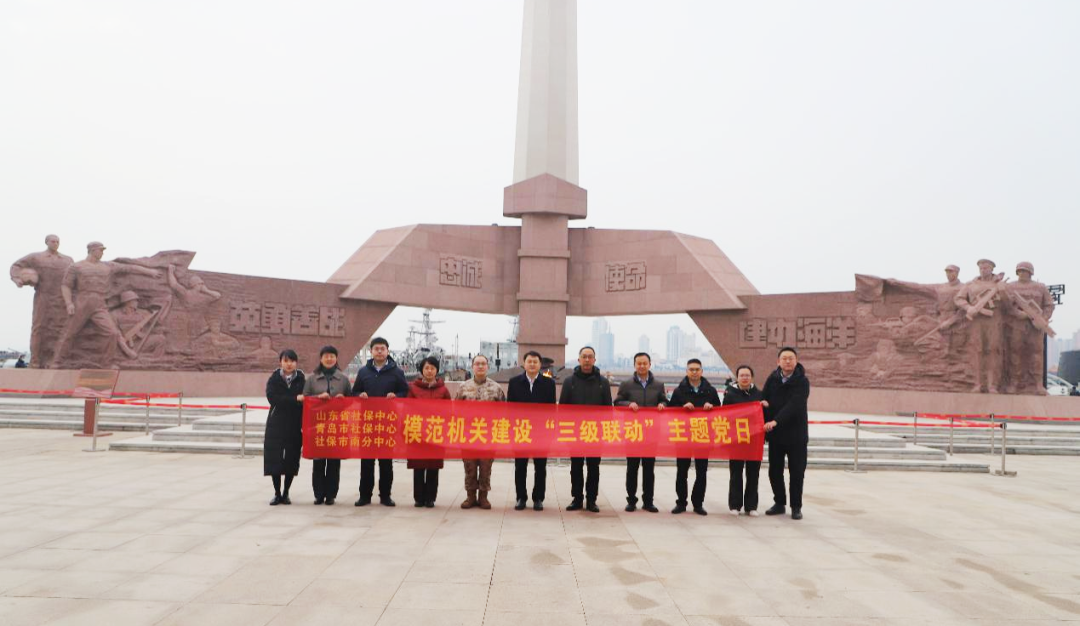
[407,356,451,507]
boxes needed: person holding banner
[616,352,667,513]
[304,345,351,505]
[508,350,556,511]
[669,358,721,515]
[560,346,611,513]
[722,365,763,516]
[352,337,409,507]
[264,349,305,506]
[454,354,506,510]
[407,356,451,508]
[762,347,810,520]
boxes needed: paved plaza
[1,428,1079,625]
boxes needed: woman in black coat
[264,349,305,505]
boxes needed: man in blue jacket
[761,346,810,520]
[508,351,557,511]
[352,337,409,506]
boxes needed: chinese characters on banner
[605,261,647,292]
[738,317,856,350]
[229,301,346,337]
[303,397,764,461]
[440,255,483,289]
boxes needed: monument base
[811,386,1080,418]
[0,369,268,398]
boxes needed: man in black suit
[762,346,811,520]
[508,351,557,511]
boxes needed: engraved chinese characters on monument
[439,255,482,289]
[605,261,646,292]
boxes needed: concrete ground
[1,428,1079,626]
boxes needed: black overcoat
[264,368,306,476]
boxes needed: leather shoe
[281,495,291,505]
[791,508,803,520]
[380,497,396,507]
[313,497,324,505]
[325,498,335,506]
[765,504,786,516]
[671,504,686,514]
[566,500,584,511]
[643,503,659,513]
[355,497,371,507]
[269,495,283,506]
[414,501,424,508]
[693,506,707,516]
[586,502,599,513]
[624,503,637,512]
[533,501,543,511]
[514,498,527,511]
[424,500,435,508]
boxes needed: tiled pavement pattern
[1,428,1079,625]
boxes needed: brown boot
[461,490,477,509]
[478,490,491,510]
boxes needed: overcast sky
[2,0,1078,363]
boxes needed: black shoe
[533,501,543,511]
[380,497,396,507]
[625,503,636,512]
[643,503,659,513]
[671,504,686,514]
[281,495,291,505]
[355,497,371,507]
[414,501,424,508]
[313,497,324,505]
[586,502,599,513]
[270,495,283,506]
[514,498,527,511]
[765,504,786,516]
[325,498,335,506]
[425,500,435,508]
[792,508,803,520]
[566,500,584,511]
[693,506,707,516]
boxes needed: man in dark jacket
[669,358,721,515]
[508,351,557,511]
[615,352,667,513]
[352,337,409,507]
[761,346,810,520]
[722,365,764,516]
[559,346,612,513]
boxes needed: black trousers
[728,460,761,511]
[675,458,708,507]
[768,441,807,509]
[514,458,547,502]
[412,469,439,504]
[625,457,656,505]
[312,458,340,500]
[359,458,394,499]
[570,457,600,503]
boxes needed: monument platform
[0,427,1077,624]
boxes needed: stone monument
[6,0,1064,409]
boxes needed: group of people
[263,338,810,520]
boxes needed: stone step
[916,442,1080,456]
[0,418,201,432]
[107,437,987,472]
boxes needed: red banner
[301,397,764,460]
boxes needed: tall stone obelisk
[504,0,586,367]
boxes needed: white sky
[3,0,1078,362]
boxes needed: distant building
[638,334,650,355]
[666,325,682,363]
[591,318,615,366]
